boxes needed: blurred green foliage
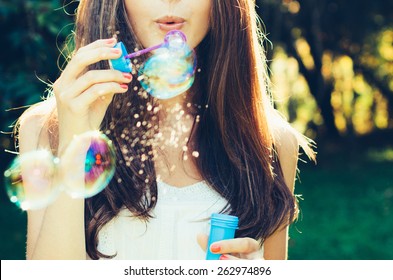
[0,0,76,133]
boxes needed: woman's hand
[52,37,132,153]
[197,233,264,260]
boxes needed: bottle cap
[210,213,239,229]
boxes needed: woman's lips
[156,16,186,31]
[157,22,185,31]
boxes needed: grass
[0,146,392,260]
[288,146,393,259]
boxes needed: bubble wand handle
[125,43,164,59]
[110,30,188,73]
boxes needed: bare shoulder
[18,98,56,154]
[271,119,300,191]
[272,121,299,161]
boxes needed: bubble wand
[110,30,197,99]
[110,30,189,72]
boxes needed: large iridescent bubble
[60,131,116,198]
[4,150,61,210]
[138,30,197,99]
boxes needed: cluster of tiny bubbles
[3,149,61,211]
[138,31,197,100]
[60,130,116,199]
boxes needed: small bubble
[183,155,189,161]
[117,178,122,183]
[134,114,139,119]
[63,131,116,199]
[138,169,144,175]
[4,150,60,210]
[136,121,142,127]
[133,86,138,91]
[182,146,188,152]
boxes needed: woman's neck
[157,90,196,121]
[152,90,202,186]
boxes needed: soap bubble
[139,30,197,99]
[61,131,116,198]
[4,150,60,210]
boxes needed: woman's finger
[210,237,260,255]
[219,254,239,260]
[69,82,128,113]
[76,38,117,54]
[196,233,209,252]
[62,47,122,82]
[64,70,132,99]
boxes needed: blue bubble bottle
[206,213,239,260]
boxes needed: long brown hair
[38,0,314,259]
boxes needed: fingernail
[210,244,221,253]
[122,73,132,80]
[219,254,229,260]
[120,84,128,89]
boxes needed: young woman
[18,0,314,260]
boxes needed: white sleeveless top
[97,180,229,259]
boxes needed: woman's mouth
[156,16,186,31]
